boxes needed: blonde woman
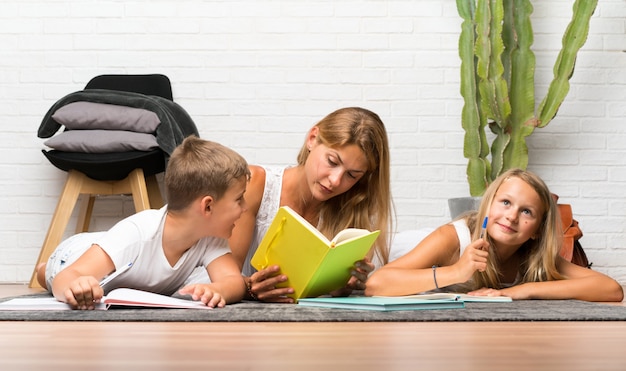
[189,107,394,303]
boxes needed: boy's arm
[206,253,247,303]
[51,244,116,308]
[179,253,246,306]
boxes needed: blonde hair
[165,136,250,211]
[464,168,564,289]
[296,107,394,264]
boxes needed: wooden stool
[29,168,163,288]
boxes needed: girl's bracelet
[432,265,439,289]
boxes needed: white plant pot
[448,197,482,219]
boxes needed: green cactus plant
[457,0,598,196]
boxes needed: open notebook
[383,292,513,302]
[0,288,212,310]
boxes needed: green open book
[251,206,380,301]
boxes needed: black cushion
[85,74,173,101]
[42,149,165,181]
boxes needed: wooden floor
[1,284,625,370]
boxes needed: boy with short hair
[36,136,250,309]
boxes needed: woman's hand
[247,265,295,303]
[330,258,375,297]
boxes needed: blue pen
[480,216,488,239]
[99,262,133,287]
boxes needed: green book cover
[251,206,380,301]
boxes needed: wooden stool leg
[29,170,86,288]
[75,195,96,233]
[127,168,151,212]
[146,174,164,209]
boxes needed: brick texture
[1,1,624,284]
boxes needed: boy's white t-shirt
[45,206,231,296]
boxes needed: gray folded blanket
[37,89,199,157]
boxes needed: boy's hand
[64,276,103,310]
[179,284,225,308]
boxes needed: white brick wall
[1,0,624,285]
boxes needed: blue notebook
[297,296,464,311]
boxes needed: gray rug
[1,294,625,322]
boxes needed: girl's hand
[470,285,529,300]
[467,286,520,300]
[454,238,490,282]
[247,265,295,303]
[330,257,375,297]
[467,287,505,297]
[64,276,103,310]
[179,285,225,308]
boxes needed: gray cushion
[43,130,159,153]
[51,101,160,133]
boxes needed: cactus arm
[458,0,490,196]
[474,0,493,124]
[501,0,515,86]
[485,0,511,179]
[488,120,510,182]
[537,0,598,127]
[503,0,536,171]
[475,0,509,128]
[488,0,510,127]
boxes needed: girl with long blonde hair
[366,169,623,302]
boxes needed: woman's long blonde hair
[466,168,564,290]
[296,107,394,264]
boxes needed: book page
[395,293,512,302]
[330,228,375,246]
[375,293,460,301]
[454,293,512,302]
[103,288,211,309]
[0,297,107,310]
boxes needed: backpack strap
[557,203,584,262]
